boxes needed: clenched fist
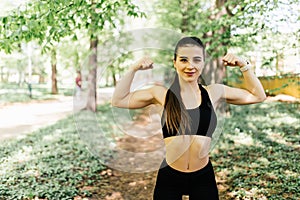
[222,53,248,68]
[131,57,154,71]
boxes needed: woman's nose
[187,61,194,69]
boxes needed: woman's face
[173,45,204,83]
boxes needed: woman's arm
[208,53,267,105]
[111,57,166,109]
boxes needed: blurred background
[0,0,299,107]
[0,0,299,199]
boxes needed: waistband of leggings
[159,158,212,176]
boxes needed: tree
[154,0,299,84]
[0,0,144,110]
[0,1,73,94]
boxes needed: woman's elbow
[257,93,267,103]
[111,98,120,107]
[111,98,129,108]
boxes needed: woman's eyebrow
[178,56,188,59]
[193,56,202,59]
[178,56,202,59]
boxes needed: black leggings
[153,159,219,200]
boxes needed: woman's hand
[222,53,248,68]
[131,57,154,71]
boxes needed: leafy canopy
[0,0,145,53]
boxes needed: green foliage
[153,0,299,60]
[0,106,107,199]
[58,35,90,71]
[0,0,145,54]
[0,0,145,109]
[212,102,300,199]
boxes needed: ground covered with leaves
[0,101,299,199]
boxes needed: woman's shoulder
[148,84,168,106]
[205,83,224,93]
[204,84,225,106]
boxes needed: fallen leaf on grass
[105,192,123,200]
[129,181,136,186]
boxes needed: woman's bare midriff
[164,135,211,172]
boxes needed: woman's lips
[185,72,195,76]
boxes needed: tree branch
[225,5,234,17]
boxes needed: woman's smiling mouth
[185,72,196,76]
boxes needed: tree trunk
[178,0,228,84]
[18,70,22,85]
[204,0,232,114]
[203,57,226,85]
[180,0,189,33]
[202,1,231,85]
[0,66,3,82]
[112,68,117,86]
[51,49,58,94]
[85,37,98,112]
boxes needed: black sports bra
[161,84,217,138]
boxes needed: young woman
[112,37,266,200]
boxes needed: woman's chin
[184,77,198,83]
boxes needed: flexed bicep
[208,84,264,105]
[112,85,167,109]
[111,56,158,109]
[113,88,154,109]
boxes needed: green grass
[0,107,109,199]
[212,102,300,199]
[0,102,299,199]
[0,83,74,104]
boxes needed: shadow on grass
[213,102,299,200]
[0,101,299,199]
[0,105,110,199]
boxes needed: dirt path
[94,106,162,200]
[92,106,194,200]
[0,87,114,141]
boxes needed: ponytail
[164,73,191,136]
[164,36,205,136]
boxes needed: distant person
[112,36,266,199]
[75,71,82,97]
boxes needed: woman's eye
[194,59,202,63]
[180,59,188,62]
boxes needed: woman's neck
[178,78,199,93]
[178,78,201,109]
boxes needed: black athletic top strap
[161,84,217,138]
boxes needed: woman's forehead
[176,46,204,57]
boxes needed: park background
[0,0,299,199]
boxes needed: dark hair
[164,36,205,135]
[174,36,205,61]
